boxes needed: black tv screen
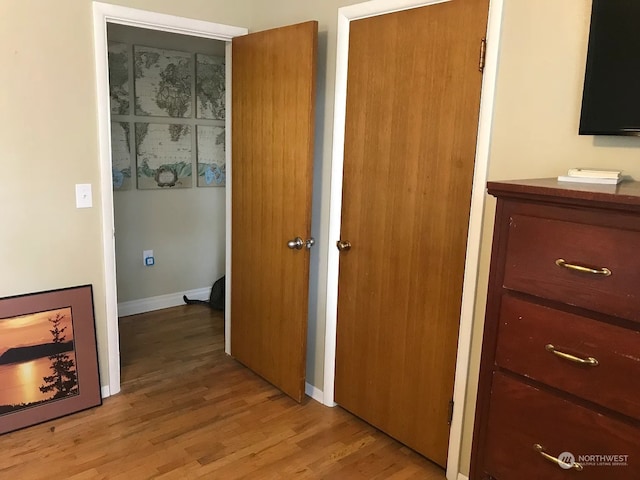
[579,0,640,136]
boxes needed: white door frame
[323,0,504,478]
[92,2,247,397]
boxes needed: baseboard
[457,474,469,480]
[101,385,110,399]
[305,382,324,403]
[117,287,211,317]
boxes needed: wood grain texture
[487,177,640,212]
[503,213,640,322]
[496,295,640,420]
[471,179,640,480]
[0,306,446,479]
[484,373,640,480]
[231,22,317,402]
[335,0,489,467]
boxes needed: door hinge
[479,38,487,73]
[448,399,454,425]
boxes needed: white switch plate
[75,184,93,208]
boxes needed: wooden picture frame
[0,285,101,435]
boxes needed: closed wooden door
[335,1,489,467]
[231,22,317,402]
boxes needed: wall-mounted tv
[579,0,640,136]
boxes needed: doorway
[105,23,227,380]
[92,2,247,396]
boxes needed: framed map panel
[136,123,192,189]
[134,46,192,118]
[196,125,225,187]
[108,42,130,115]
[196,54,225,120]
[110,122,131,191]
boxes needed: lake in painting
[0,307,78,415]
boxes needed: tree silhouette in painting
[39,314,78,400]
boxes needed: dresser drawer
[495,295,640,420]
[503,214,640,322]
[483,373,639,480]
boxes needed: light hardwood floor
[0,305,446,479]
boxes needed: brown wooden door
[231,21,317,402]
[334,1,489,467]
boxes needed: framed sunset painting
[0,285,101,435]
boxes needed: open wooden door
[334,1,489,467]
[230,22,317,402]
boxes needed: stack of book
[557,168,623,185]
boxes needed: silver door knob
[287,237,304,250]
[305,237,315,249]
[336,240,351,251]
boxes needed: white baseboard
[305,382,324,403]
[117,287,211,317]
[457,474,469,480]
[101,385,110,399]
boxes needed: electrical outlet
[143,250,154,266]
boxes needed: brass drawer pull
[534,444,584,471]
[545,344,599,366]
[555,258,611,276]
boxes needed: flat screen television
[579,0,640,136]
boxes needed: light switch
[75,184,93,209]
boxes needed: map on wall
[136,122,192,189]
[108,42,130,115]
[196,125,225,187]
[134,46,192,118]
[196,54,225,120]
[111,122,131,190]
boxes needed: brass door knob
[336,240,351,252]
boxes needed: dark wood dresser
[470,178,640,480]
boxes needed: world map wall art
[107,42,226,190]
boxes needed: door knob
[287,237,304,250]
[288,237,315,250]
[336,240,351,251]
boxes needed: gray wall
[108,24,226,303]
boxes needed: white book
[557,175,622,185]
[566,168,621,179]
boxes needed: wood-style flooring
[0,305,446,479]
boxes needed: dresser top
[487,177,640,211]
